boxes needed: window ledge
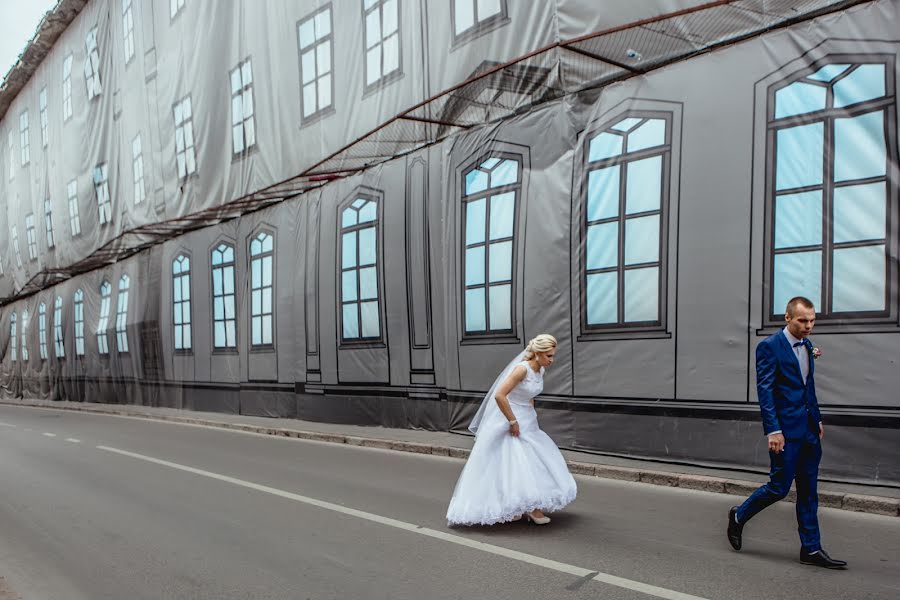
[300,106,336,129]
[177,171,200,186]
[212,348,240,356]
[451,16,511,50]
[460,335,521,346]
[577,329,672,342]
[338,340,387,350]
[362,71,404,98]
[756,322,900,336]
[231,143,260,163]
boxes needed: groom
[727,296,846,569]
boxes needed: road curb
[3,399,898,518]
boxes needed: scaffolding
[0,0,871,306]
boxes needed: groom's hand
[819,422,824,440]
[767,432,785,453]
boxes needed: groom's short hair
[786,296,815,316]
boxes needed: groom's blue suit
[736,329,823,552]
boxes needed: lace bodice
[507,361,544,405]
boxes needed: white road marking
[65,438,81,443]
[0,421,16,427]
[97,445,709,600]
[42,432,57,438]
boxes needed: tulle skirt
[446,402,577,526]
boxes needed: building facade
[1,0,899,485]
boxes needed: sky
[0,0,60,83]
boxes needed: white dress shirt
[783,327,809,385]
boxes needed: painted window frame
[39,88,49,148]
[116,275,130,353]
[122,0,135,64]
[362,0,402,91]
[44,198,55,249]
[460,151,522,341]
[211,241,238,350]
[11,225,23,268]
[297,5,335,123]
[762,54,899,328]
[338,190,385,346]
[39,302,48,360]
[20,309,29,362]
[173,95,197,179]
[249,230,275,349]
[93,163,112,225]
[9,312,17,362]
[170,0,185,20]
[74,289,85,356]
[451,0,509,45]
[25,214,38,261]
[67,179,81,236]
[132,134,145,204]
[97,280,111,355]
[84,27,102,100]
[173,253,193,353]
[20,110,30,166]
[578,110,673,337]
[54,296,65,358]
[230,58,257,156]
[62,53,73,121]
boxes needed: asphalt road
[0,404,897,600]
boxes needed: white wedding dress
[446,362,577,526]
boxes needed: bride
[446,334,577,526]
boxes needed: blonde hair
[524,334,557,360]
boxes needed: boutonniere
[811,347,822,360]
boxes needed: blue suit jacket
[755,331,822,440]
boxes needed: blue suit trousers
[736,427,822,552]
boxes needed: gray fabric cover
[1,0,898,486]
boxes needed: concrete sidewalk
[2,397,898,518]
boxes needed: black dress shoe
[800,548,848,569]
[727,506,743,551]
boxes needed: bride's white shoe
[525,511,551,525]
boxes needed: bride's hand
[508,421,520,437]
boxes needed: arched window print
[173,255,192,351]
[249,232,274,347]
[582,114,670,329]
[462,155,520,336]
[74,289,85,356]
[340,196,382,341]
[20,309,29,361]
[9,312,16,362]
[54,296,65,358]
[97,281,111,354]
[38,302,48,360]
[116,275,130,353]
[211,243,237,349]
[766,58,896,321]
